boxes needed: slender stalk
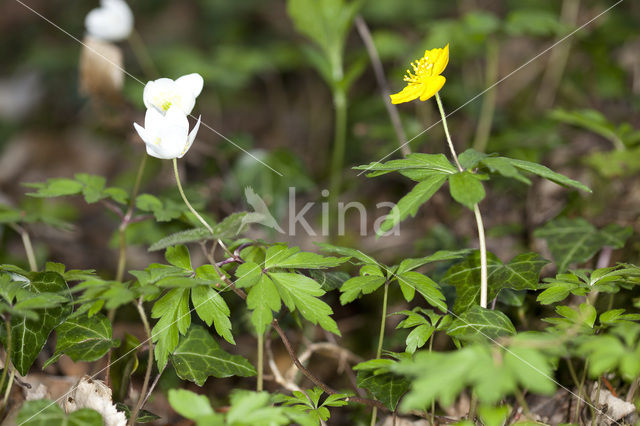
[140,364,166,409]
[129,299,153,426]
[0,319,12,399]
[328,88,348,236]
[472,38,499,153]
[9,224,37,272]
[2,369,14,407]
[435,93,488,308]
[173,159,214,235]
[257,331,264,392]
[370,282,390,426]
[354,15,409,157]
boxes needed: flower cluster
[134,74,204,159]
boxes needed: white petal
[181,115,201,158]
[143,107,165,128]
[164,106,190,130]
[143,78,174,111]
[85,0,133,42]
[156,124,189,159]
[175,73,204,98]
[133,122,150,144]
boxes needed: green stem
[173,158,214,235]
[0,319,11,400]
[435,92,488,308]
[370,282,389,426]
[9,225,37,272]
[472,38,499,153]
[328,88,347,236]
[257,331,264,392]
[2,369,14,407]
[129,299,153,426]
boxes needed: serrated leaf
[45,313,116,367]
[11,272,72,375]
[25,178,84,198]
[339,275,386,305]
[246,274,281,334]
[505,158,591,192]
[151,288,190,369]
[356,370,410,411]
[354,153,457,180]
[377,174,448,235]
[449,171,486,210]
[397,249,471,274]
[447,306,516,340]
[315,242,378,265]
[191,285,234,344]
[269,272,340,335]
[264,245,348,270]
[171,325,255,386]
[396,272,447,311]
[165,245,192,270]
[148,212,250,251]
[17,400,103,426]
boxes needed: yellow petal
[390,83,425,104]
[428,44,450,76]
[419,76,446,101]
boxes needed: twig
[354,15,409,157]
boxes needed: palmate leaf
[171,325,255,386]
[17,400,103,426]
[442,251,548,313]
[447,305,516,341]
[11,272,72,375]
[534,218,631,272]
[44,313,117,367]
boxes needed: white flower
[85,0,134,42]
[133,107,201,159]
[143,73,204,116]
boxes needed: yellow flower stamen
[390,44,450,104]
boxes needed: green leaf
[135,194,184,222]
[165,245,192,270]
[110,334,140,402]
[443,251,548,313]
[115,403,161,423]
[449,171,486,210]
[227,390,289,426]
[151,288,191,369]
[397,249,471,274]
[171,325,256,386]
[246,274,281,334]
[45,313,116,366]
[11,272,72,375]
[504,158,591,192]
[481,157,531,184]
[356,370,410,411]
[377,174,448,235]
[148,212,250,251]
[396,272,447,311]
[264,245,348,270]
[458,149,488,170]
[191,285,234,344]
[25,178,84,198]
[339,275,386,305]
[478,405,510,426]
[447,306,516,340]
[534,218,629,272]
[354,153,457,180]
[269,272,340,335]
[168,389,214,420]
[315,242,378,265]
[17,400,103,426]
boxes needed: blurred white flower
[143,73,204,116]
[133,107,201,159]
[85,0,134,42]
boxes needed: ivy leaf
[151,288,191,369]
[269,272,340,335]
[356,370,410,411]
[148,212,250,251]
[443,251,547,313]
[376,174,448,235]
[45,313,117,367]
[17,400,103,425]
[11,272,72,375]
[264,245,348,270]
[447,306,516,340]
[246,274,281,334]
[534,218,630,272]
[171,325,255,386]
[448,171,486,210]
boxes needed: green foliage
[394,308,448,354]
[44,313,117,367]
[235,245,347,335]
[110,333,140,402]
[534,218,631,272]
[25,174,128,204]
[448,171,486,210]
[577,323,640,381]
[171,325,255,386]
[135,193,186,222]
[447,305,516,341]
[17,400,103,426]
[551,109,640,149]
[354,358,409,410]
[275,387,351,425]
[442,251,548,313]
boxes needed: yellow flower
[390,44,449,104]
